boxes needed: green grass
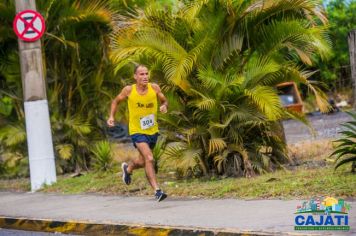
[1,165,355,199]
[2,140,354,199]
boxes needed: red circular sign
[13,9,46,42]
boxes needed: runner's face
[134,67,149,86]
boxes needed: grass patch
[1,165,354,199]
[158,167,355,199]
[1,141,355,199]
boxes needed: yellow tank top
[128,83,159,135]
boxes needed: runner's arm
[107,86,131,127]
[152,83,168,113]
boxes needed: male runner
[107,65,168,201]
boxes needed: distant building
[311,203,318,211]
[332,204,342,212]
[315,198,321,210]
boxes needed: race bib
[140,114,155,130]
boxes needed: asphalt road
[282,112,353,144]
[0,192,355,235]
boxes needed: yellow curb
[0,216,268,235]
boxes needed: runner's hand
[107,117,115,127]
[160,104,167,114]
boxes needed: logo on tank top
[136,102,154,108]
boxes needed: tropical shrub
[330,112,356,172]
[111,0,331,177]
[42,0,117,172]
[91,140,113,171]
[0,0,118,174]
[152,135,167,173]
[0,0,27,177]
[0,118,28,177]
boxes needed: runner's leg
[135,142,159,190]
[127,153,145,173]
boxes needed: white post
[15,0,56,191]
[25,100,56,190]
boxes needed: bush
[330,112,356,172]
[91,141,113,172]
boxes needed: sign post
[14,0,56,191]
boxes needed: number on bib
[140,114,155,130]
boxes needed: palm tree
[110,0,331,177]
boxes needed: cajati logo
[294,197,351,231]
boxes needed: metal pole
[14,0,56,191]
[348,29,356,109]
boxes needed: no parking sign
[13,9,45,42]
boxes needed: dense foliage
[0,0,118,176]
[111,0,330,177]
[1,0,333,178]
[314,0,356,90]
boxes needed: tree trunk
[348,30,356,109]
[277,121,287,143]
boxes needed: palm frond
[163,142,187,159]
[330,145,356,160]
[243,56,281,88]
[63,116,92,136]
[197,67,224,90]
[330,112,356,172]
[210,111,239,129]
[163,37,208,92]
[340,123,356,134]
[178,148,202,173]
[213,33,244,69]
[161,142,201,175]
[181,0,209,23]
[0,124,26,147]
[335,156,356,170]
[64,0,113,25]
[189,89,216,110]
[143,3,175,33]
[56,144,73,160]
[244,86,283,120]
[338,130,356,139]
[244,0,327,26]
[208,138,227,155]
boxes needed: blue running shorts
[131,133,159,149]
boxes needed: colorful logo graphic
[294,197,351,231]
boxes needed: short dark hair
[134,64,148,74]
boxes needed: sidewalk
[0,192,355,235]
